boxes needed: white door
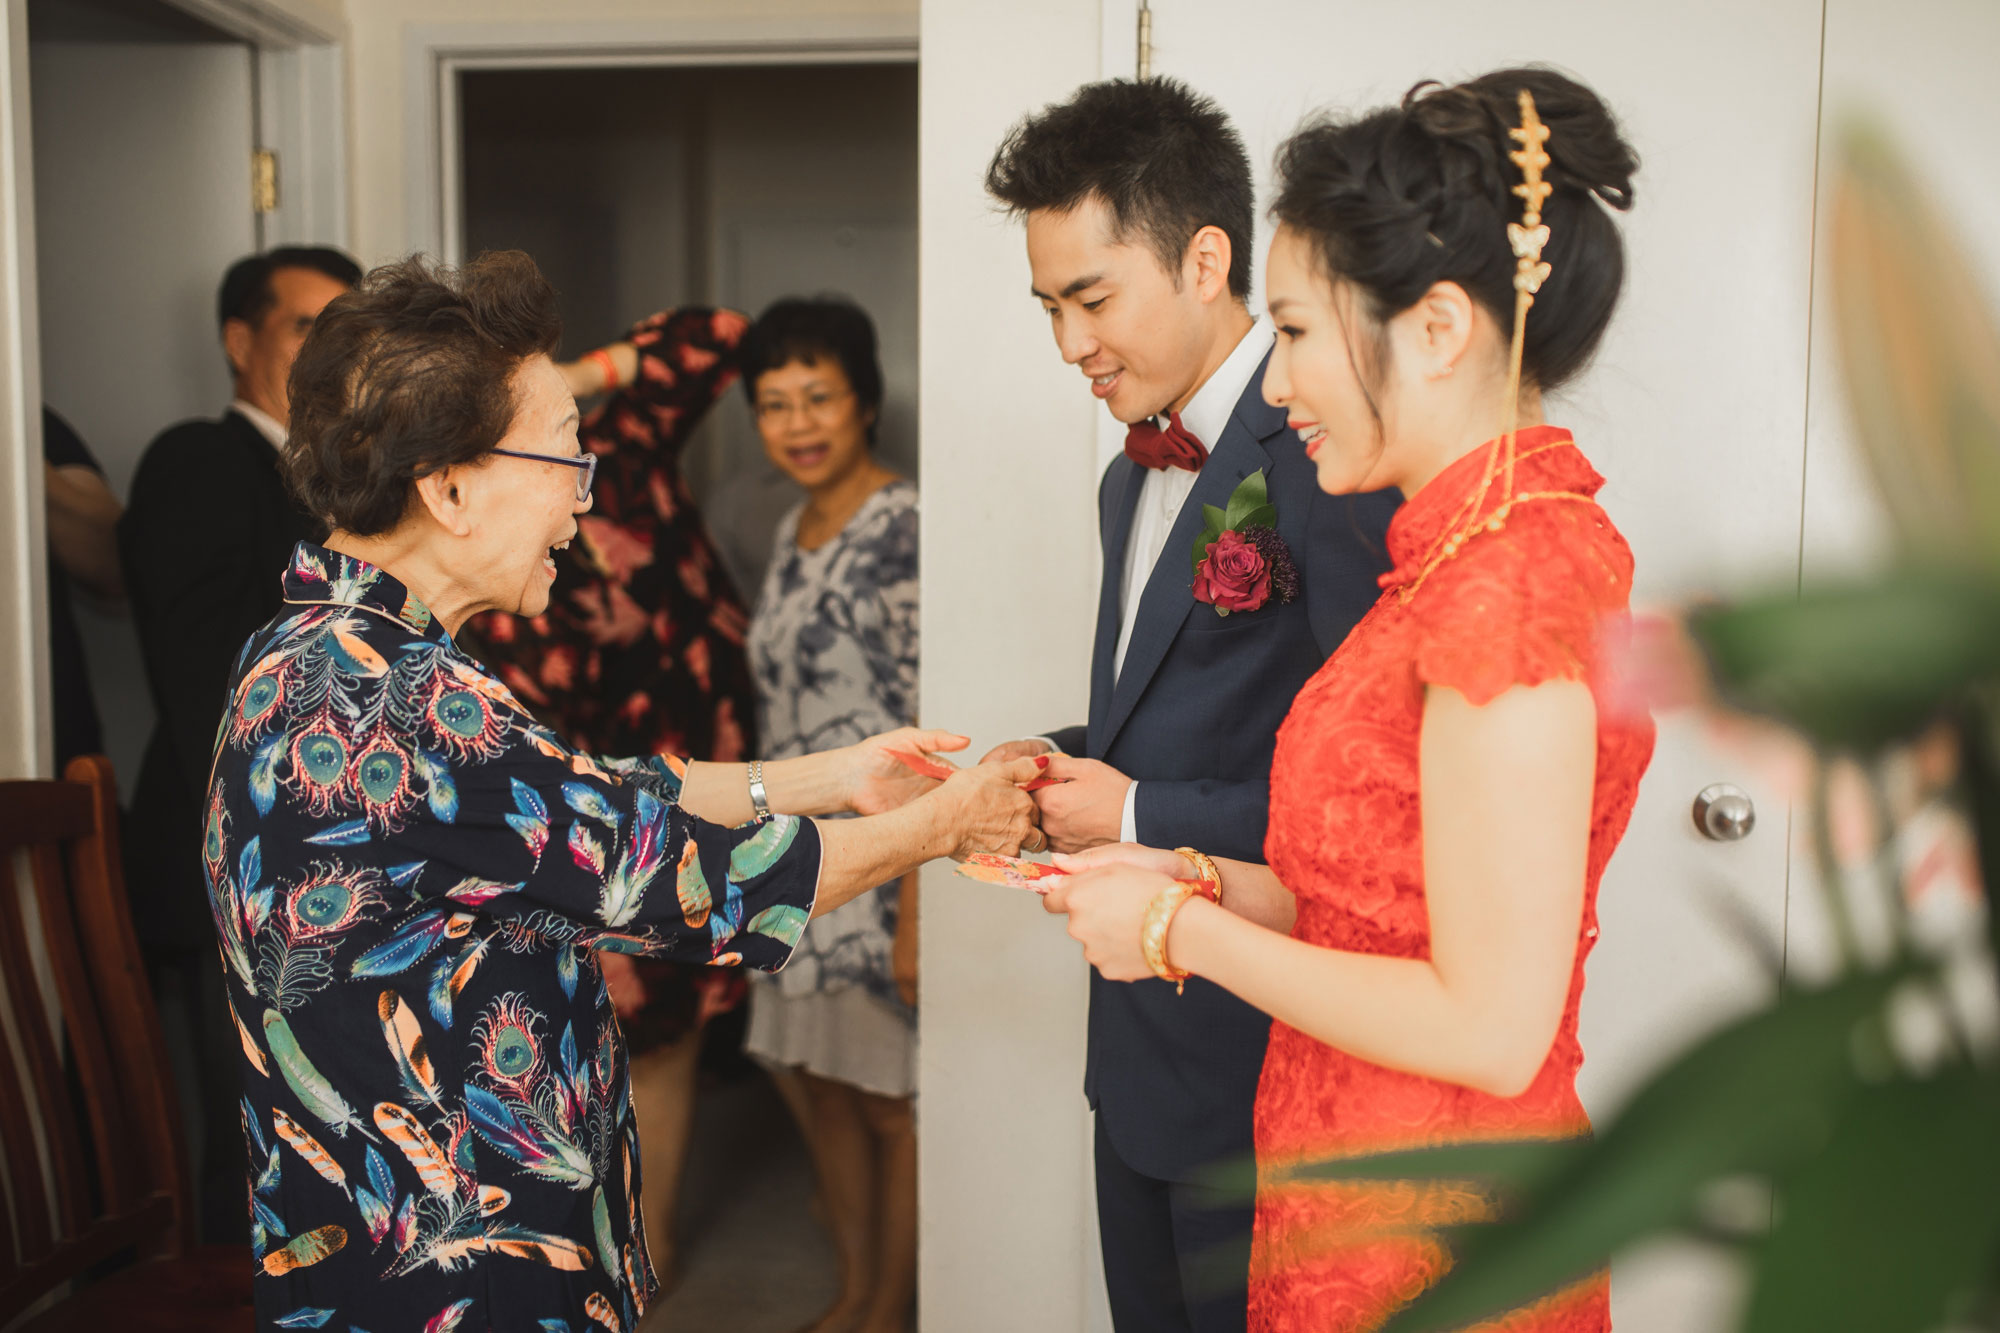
[29,0,258,795]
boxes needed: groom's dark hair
[985,78,1254,301]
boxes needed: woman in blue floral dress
[209,252,1039,1332]
[739,298,921,1333]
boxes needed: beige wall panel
[916,0,1104,1327]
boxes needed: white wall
[915,0,1106,1329]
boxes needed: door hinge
[252,148,279,215]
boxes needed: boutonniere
[1189,470,1299,616]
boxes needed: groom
[983,80,1398,1330]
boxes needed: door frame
[0,0,347,780]
[164,0,350,249]
[403,14,920,265]
[0,0,46,780]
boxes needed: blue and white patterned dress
[746,480,919,1096]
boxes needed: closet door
[1126,4,1825,1328]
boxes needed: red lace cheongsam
[1251,427,1655,1332]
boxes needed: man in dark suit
[983,81,1400,1330]
[120,245,359,1240]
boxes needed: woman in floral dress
[461,304,757,765]
[212,251,1040,1332]
[1046,69,1654,1331]
[742,298,921,1333]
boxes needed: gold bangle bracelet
[1141,881,1198,995]
[1174,847,1221,904]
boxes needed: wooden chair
[0,755,251,1332]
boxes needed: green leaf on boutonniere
[1224,469,1274,531]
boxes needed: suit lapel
[1098,381,1283,754]
[1089,460,1145,749]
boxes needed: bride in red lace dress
[1044,69,1652,1332]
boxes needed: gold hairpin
[1398,89,1587,602]
[1502,89,1552,446]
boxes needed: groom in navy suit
[983,80,1398,1331]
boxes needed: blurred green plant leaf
[1832,120,2000,574]
[1371,971,1907,1333]
[1740,1070,2000,1333]
[1690,571,2000,752]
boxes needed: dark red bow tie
[1124,411,1207,472]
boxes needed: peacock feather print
[203,542,822,1325]
[464,993,596,1189]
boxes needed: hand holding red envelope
[889,749,1064,791]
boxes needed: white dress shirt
[1111,317,1275,842]
[231,398,289,450]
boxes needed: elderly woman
[205,252,1037,1333]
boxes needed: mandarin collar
[1379,426,1602,592]
[281,541,447,642]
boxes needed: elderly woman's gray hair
[283,250,562,536]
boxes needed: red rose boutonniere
[1189,470,1299,616]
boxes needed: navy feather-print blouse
[204,543,820,1332]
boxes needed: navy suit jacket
[1047,358,1398,1181]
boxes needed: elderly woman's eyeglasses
[490,448,597,501]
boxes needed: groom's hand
[1034,755,1132,854]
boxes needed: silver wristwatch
[747,760,771,822]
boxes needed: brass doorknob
[1692,784,1756,842]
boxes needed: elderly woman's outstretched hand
[937,755,1046,859]
[844,726,972,815]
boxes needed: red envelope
[954,852,1068,894]
[890,749,1063,791]
[952,852,1208,897]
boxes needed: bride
[1044,67,1654,1333]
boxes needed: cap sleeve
[1410,499,1633,706]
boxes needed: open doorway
[458,61,918,599]
[456,60,919,1332]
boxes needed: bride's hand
[1041,863,1176,982]
[843,726,969,816]
[1052,844,1190,880]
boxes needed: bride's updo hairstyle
[1272,66,1638,393]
